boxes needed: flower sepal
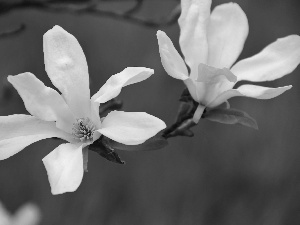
[163,88,199,138]
[203,107,258,129]
[179,88,194,103]
[89,133,168,163]
[89,136,125,165]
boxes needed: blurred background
[0,0,300,224]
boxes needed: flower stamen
[72,118,96,142]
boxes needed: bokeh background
[0,0,300,224]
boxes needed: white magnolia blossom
[157,0,300,122]
[0,201,40,225]
[0,26,166,195]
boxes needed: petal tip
[157,30,169,42]
[156,30,165,37]
[7,75,13,82]
[157,118,167,130]
[48,25,64,34]
[286,85,292,90]
[43,25,68,41]
[147,68,154,75]
[52,25,63,30]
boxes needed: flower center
[72,118,96,142]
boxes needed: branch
[0,0,180,28]
[0,24,26,39]
[124,0,143,15]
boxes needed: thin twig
[0,24,26,38]
[0,0,180,28]
[125,0,143,15]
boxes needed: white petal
[156,30,189,80]
[184,78,204,103]
[231,35,300,82]
[208,85,292,107]
[8,72,76,133]
[178,0,211,79]
[43,25,90,118]
[42,143,84,195]
[0,115,74,160]
[98,111,166,145]
[13,203,41,225]
[184,64,236,105]
[196,63,237,83]
[92,67,154,104]
[180,0,192,20]
[207,3,249,68]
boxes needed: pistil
[72,118,96,142]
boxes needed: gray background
[0,0,300,224]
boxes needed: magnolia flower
[0,201,40,225]
[0,25,166,195]
[157,0,300,122]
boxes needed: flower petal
[231,35,300,82]
[8,72,76,133]
[196,63,237,83]
[42,143,84,195]
[13,203,41,225]
[43,25,90,118]
[0,115,74,160]
[207,3,249,68]
[92,67,154,104]
[178,0,211,79]
[97,111,166,145]
[208,85,292,107]
[185,64,237,105]
[184,78,204,103]
[156,30,189,80]
[180,0,192,20]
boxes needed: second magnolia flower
[157,0,300,122]
[1,25,166,195]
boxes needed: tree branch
[0,0,180,28]
[0,24,26,39]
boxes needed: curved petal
[156,30,189,80]
[180,0,192,20]
[207,3,249,68]
[97,111,166,145]
[208,85,292,107]
[92,67,154,104]
[0,115,74,160]
[184,78,204,103]
[8,72,76,133]
[178,0,211,79]
[196,63,237,83]
[43,25,90,118]
[13,203,41,225]
[231,35,300,82]
[184,64,237,105]
[42,143,84,195]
